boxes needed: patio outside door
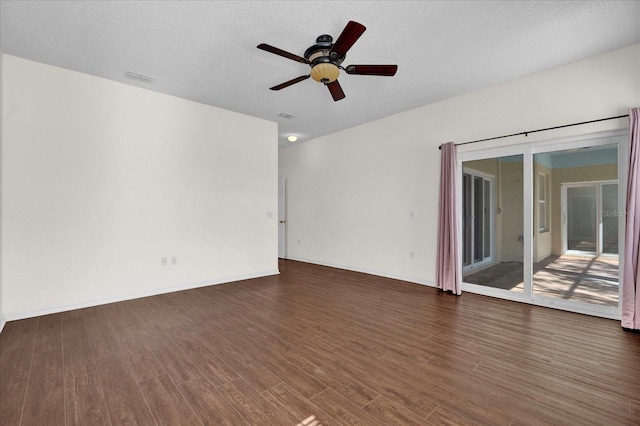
[565,185,597,254]
[562,181,618,256]
[462,171,494,271]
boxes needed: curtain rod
[439,114,629,150]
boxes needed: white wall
[1,54,278,319]
[279,43,640,285]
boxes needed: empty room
[1,1,639,425]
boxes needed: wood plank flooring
[1,259,639,425]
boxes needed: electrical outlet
[161,257,168,266]
[298,239,301,245]
[171,256,177,265]
[410,251,415,259]
[410,211,414,219]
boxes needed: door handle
[279,220,286,224]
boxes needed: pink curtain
[436,142,461,295]
[622,108,640,331]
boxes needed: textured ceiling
[2,1,639,148]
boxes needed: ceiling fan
[257,21,398,101]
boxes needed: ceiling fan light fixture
[258,21,397,101]
[310,62,340,83]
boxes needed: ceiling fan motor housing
[305,34,343,83]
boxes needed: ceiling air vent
[124,71,154,83]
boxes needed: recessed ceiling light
[278,112,295,119]
[287,135,298,142]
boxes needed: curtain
[436,142,461,295]
[622,108,640,331]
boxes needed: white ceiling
[2,1,639,148]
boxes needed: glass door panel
[462,156,523,294]
[532,144,619,308]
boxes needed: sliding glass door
[462,170,494,270]
[460,131,625,318]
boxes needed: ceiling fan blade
[327,80,345,101]
[269,75,310,91]
[344,65,398,76]
[329,21,366,57]
[257,43,310,64]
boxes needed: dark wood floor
[1,259,639,425]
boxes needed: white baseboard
[3,269,280,322]
[284,256,436,288]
